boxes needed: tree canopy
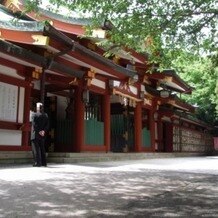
[39,0,218,64]
[24,0,218,123]
[172,52,218,124]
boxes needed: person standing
[30,109,37,165]
[31,102,49,167]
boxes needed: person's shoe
[33,163,41,167]
[42,164,47,167]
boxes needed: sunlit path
[0,157,218,217]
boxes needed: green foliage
[23,0,218,124]
[24,0,217,65]
[23,0,218,58]
[172,52,218,124]
[23,0,42,13]
[45,0,217,62]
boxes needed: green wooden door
[142,128,151,147]
[85,119,104,145]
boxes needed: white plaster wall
[0,65,24,146]
[0,82,18,122]
[0,64,24,79]
[0,129,22,146]
[18,87,24,123]
[129,85,137,95]
[32,80,40,90]
[91,79,105,89]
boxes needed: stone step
[0,151,205,165]
[47,152,175,158]
[0,158,33,164]
[0,151,33,165]
[47,152,204,164]
[0,151,33,159]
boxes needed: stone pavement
[0,156,218,218]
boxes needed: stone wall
[173,126,214,152]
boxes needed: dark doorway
[162,122,173,152]
[110,103,134,152]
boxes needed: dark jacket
[31,112,49,140]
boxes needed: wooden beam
[45,84,71,93]
[0,72,31,87]
[0,121,22,130]
[0,57,25,72]
[46,73,73,84]
[0,28,49,45]
[47,38,136,80]
[0,40,45,68]
[54,56,86,71]
[51,90,70,98]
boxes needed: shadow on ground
[0,163,218,217]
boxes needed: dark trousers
[31,141,37,164]
[32,139,47,166]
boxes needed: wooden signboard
[0,82,18,122]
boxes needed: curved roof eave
[43,23,137,79]
[38,7,91,26]
[159,106,212,129]
[0,21,136,79]
[0,19,44,31]
[2,1,150,67]
[162,69,193,92]
[146,69,193,94]
[1,2,137,79]
[2,1,90,35]
[167,95,195,113]
[0,4,44,31]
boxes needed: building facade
[0,1,214,153]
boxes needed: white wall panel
[0,129,22,146]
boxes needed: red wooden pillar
[74,86,85,152]
[149,110,156,152]
[21,77,32,148]
[134,102,142,152]
[102,94,111,152]
[156,116,163,151]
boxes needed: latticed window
[84,93,102,121]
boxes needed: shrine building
[0,1,214,154]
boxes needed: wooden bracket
[84,70,96,86]
[69,78,78,86]
[32,68,42,79]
